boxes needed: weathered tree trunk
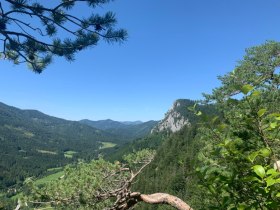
[122,192,190,210]
[139,193,193,210]
[115,192,193,210]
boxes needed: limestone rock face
[152,100,190,133]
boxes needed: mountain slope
[0,102,117,190]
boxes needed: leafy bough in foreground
[195,41,280,209]
[19,149,192,210]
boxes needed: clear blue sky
[1,0,280,121]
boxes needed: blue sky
[1,0,280,121]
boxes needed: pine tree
[21,150,193,210]
[0,0,127,73]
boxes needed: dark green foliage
[0,196,17,210]
[0,0,127,72]
[172,99,217,124]
[25,150,156,209]
[133,125,204,210]
[106,133,165,162]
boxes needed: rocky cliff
[151,100,191,133]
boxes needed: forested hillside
[0,102,118,191]
[133,125,202,210]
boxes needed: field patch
[23,131,35,138]
[64,150,77,158]
[37,150,57,155]
[4,125,34,138]
[35,171,64,186]
[47,167,63,172]
[100,142,117,149]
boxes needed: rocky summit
[151,100,191,133]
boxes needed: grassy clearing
[100,142,117,149]
[23,131,34,138]
[34,171,64,186]
[4,125,34,138]
[9,170,64,204]
[64,150,77,158]
[37,150,57,155]
[10,192,23,200]
[47,167,63,172]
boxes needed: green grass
[47,167,63,172]
[100,142,117,149]
[8,170,64,203]
[64,150,77,158]
[23,131,34,138]
[37,149,57,155]
[10,192,23,200]
[34,171,64,186]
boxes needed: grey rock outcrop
[152,100,190,133]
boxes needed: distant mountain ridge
[80,119,125,130]
[121,121,143,125]
[79,119,158,140]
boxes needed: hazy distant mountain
[80,119,158,140]
[121,121,143,125]
[80,119,127,130]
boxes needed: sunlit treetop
[203,41,280,103]
[0,0,127,73]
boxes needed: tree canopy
[196,41,280,209]
[19,149,192,210]
[0,0,127,73]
